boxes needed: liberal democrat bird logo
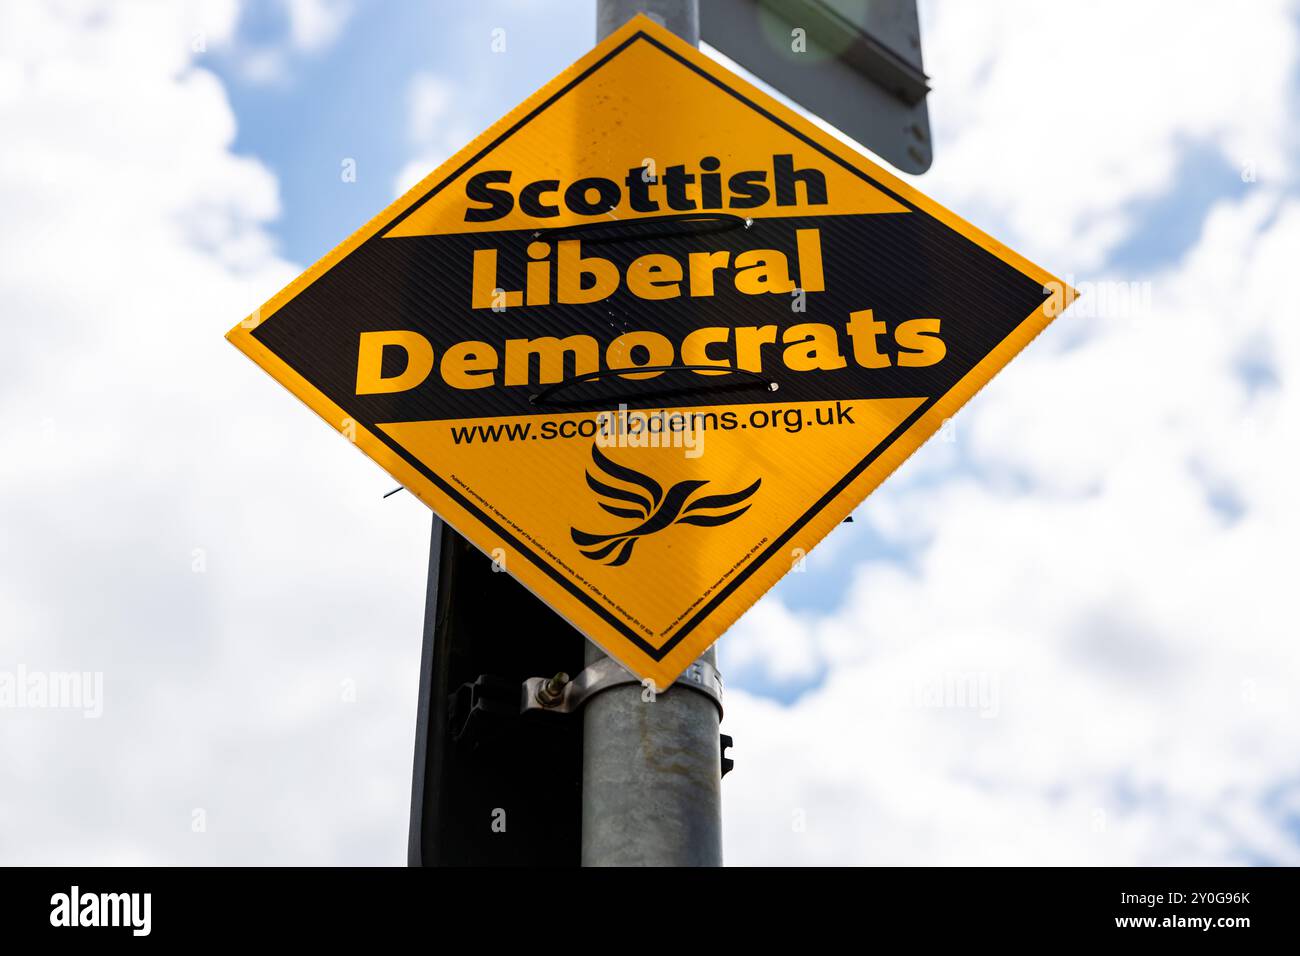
[570,444,761,567]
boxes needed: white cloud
[917,0,1299,271]
[283,0,354,53]
[407,72,454,143]
[0,0,423,864]
[223,0,354,86]
[392,70,475,197]
[724,599,824,685]
[722,0,1300,861]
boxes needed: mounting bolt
[536,671,570,707]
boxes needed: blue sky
[211,1,596,266]
[3,0,1300,866]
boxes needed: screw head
[536,671,570,707]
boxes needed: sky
[1,0,1298,865]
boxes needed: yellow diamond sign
[227,15,1073,688]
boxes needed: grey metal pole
[596,0,698,44]
[583,0,723,868]
[582,640,722,866]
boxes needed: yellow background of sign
[380,397,925,654]
[226,15,1073,687]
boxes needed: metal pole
[583,0,723,868]
[596,0,698,44]
[407,515,446,866]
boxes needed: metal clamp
[521,656,723,718]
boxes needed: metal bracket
[521,656,724,719]
[447,674,522,751]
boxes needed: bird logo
[570,444,761,567]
